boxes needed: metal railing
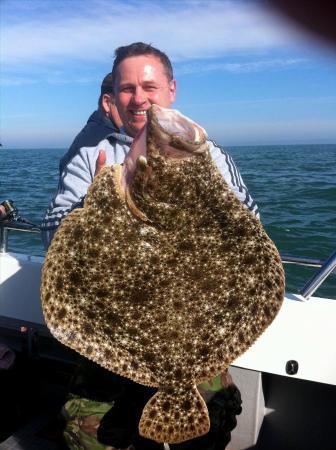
[282,251,336,299]
[0,220,335,300]
[0,220,41,253]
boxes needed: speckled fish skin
[41,105,285,444]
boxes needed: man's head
[111,42,176,137]
[99,73,123,129]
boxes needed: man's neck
[119,126,133,139]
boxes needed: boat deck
[0,414,64,450]
[0,353,73,450]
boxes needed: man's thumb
[95,150,106,176]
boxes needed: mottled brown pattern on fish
[41,106,284,444]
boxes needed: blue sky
[1,0,336,148]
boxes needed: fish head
[123,105,209,225]
[146,104,208,159]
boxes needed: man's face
[101,94,123,129]
[113,55,176,137]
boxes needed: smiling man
[112,49,176,137]
[41,42,258,247]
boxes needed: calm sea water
[0,144,335,299]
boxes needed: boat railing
[0,220,41,253]
[281,252,336,299]
[0,220,335,300]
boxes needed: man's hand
[94,150,106,177]
[0,205,7,220]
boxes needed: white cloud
[179,95,336,111]
[1,0,297,68]
[176,58,306,75]
[0,77,38,87]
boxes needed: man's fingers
[95,150,106,177]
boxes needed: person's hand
[220,370,235,389]
[0,205,7,220]
[94,150,106,177]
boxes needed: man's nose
[133,87,146,105]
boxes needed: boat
[0,214,336,450]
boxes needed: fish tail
[139,385,210,444]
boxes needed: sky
[1,0,336,148]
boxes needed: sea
[0,144,335,299]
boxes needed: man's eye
[121,87,133,93]
[145,86,157,91]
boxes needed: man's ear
[101,93,112,114]
[169,79,177,103]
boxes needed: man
[60,72,123,173]
[42,42,254,449]
[40,72,123,245]
[41,42,258,247]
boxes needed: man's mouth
[131,110,147,116]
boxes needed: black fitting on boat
[286,360,299,375]
[0,199,19,221]
[0,199,38,227]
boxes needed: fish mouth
[148,104,208,157]
[123,105,208,189]
[121,105,209,222]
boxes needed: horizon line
[3,142,336,150]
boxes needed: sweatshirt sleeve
[40,146,97,249]
[208,140,260,218]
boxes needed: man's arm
[40,147,106,249]
[208,140,260,218]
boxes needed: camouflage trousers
[63,359,242,450]
[62,386,241,450]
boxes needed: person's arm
[208,140,260,218]
[40,147,106,249]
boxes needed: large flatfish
[41,104,285,444]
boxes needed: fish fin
[139,385,209,444]
[125,187,151,222]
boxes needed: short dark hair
[101,72,114,95]
[111,42,174,90]
[98,72,113,106]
